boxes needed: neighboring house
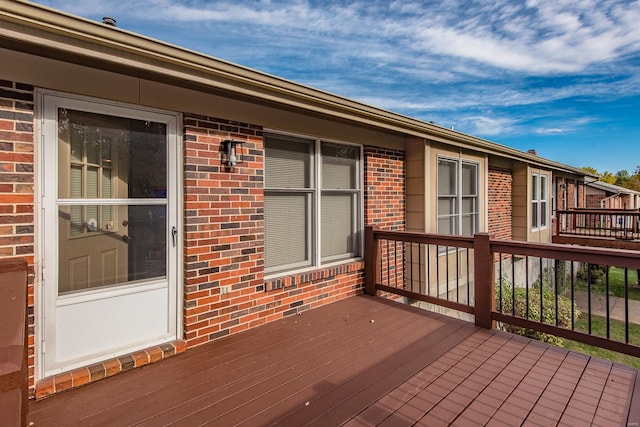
[585,180,640,210]
[0,1,594,399]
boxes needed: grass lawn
[571,266,640,301]
[561,313,640,369]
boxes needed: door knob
[122,234,131,243]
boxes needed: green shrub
[495,276,580,347]
[577,263,606,284]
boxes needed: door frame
[36,90,183,380]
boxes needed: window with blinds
[264,134,362,273]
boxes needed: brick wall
[586,194,603,208]
[0,81,35,396]
[364,147,405,230]
[364,146,405,291]
[488,167,512,240]
[182,114,266,347]
[181,117,385,349]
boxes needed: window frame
[436,155,480,239]
[531,172,549,231]
[264,132,363,275]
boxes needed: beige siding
[406,138,426,232]
[1,47,405,150]
[511,162,528,241]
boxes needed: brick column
[0,80,35,397]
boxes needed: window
[437,157,479,237]
[264,134,361,273]
[531,173,548,230]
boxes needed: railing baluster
[587,263,592,335]
[606,266,610,340]
[554,260,559,326]
[436,246,440,298]
[418,243,422,295]
[456,247,460,303]
[393,239,398,288]
[446,247,450,300]
[409,243,414,292]
[570,261,575,330]
[511,254,516,317]
[525,256,530,319]
[466,248,470,305]
[539,256,543,325]
[625,268,629,344]
[499,252,503,312]
[386,240,391,286]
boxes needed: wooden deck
[29,295,640,426]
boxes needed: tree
[615,170,631,187]
[600,171,616,184]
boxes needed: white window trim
[264,130,363,276]
[436,155,480,239]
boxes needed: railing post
[473,233,495,329]
[364,226,378,296]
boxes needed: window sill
[264,258,364,292]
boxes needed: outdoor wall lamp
[222,140,245,167]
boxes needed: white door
[40,92,181,377]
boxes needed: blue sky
[31,0,640,174]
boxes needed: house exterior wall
[0,72,408,397]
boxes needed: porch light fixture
[222,140,245,167]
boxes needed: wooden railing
[556,208,640,241]
[365,226,640,358]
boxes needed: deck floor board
[28,295,640,426]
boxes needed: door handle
[122,234,131,243]
[172,226,178,247]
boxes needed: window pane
[438,216,457,235]
[540,175,547,199]
[462,163,477,196]
[58,203,166,294]
[87,167,99,198]
[462,213,477,236]
[437,197,457,216]
[322,143,357,189]
[70,166,82,198]
[265,136,311,189]
[58,109,167,199]
[264,193,309,269]
[532,175,538,200]
[532,201,539,228]
[438,159,457,196]
[541,200,548,227]
[462,197,477,214]
[321,193,354,258]
[86,132,100,165]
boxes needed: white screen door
[40,93,180,377]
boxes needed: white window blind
[265,134,361,273]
